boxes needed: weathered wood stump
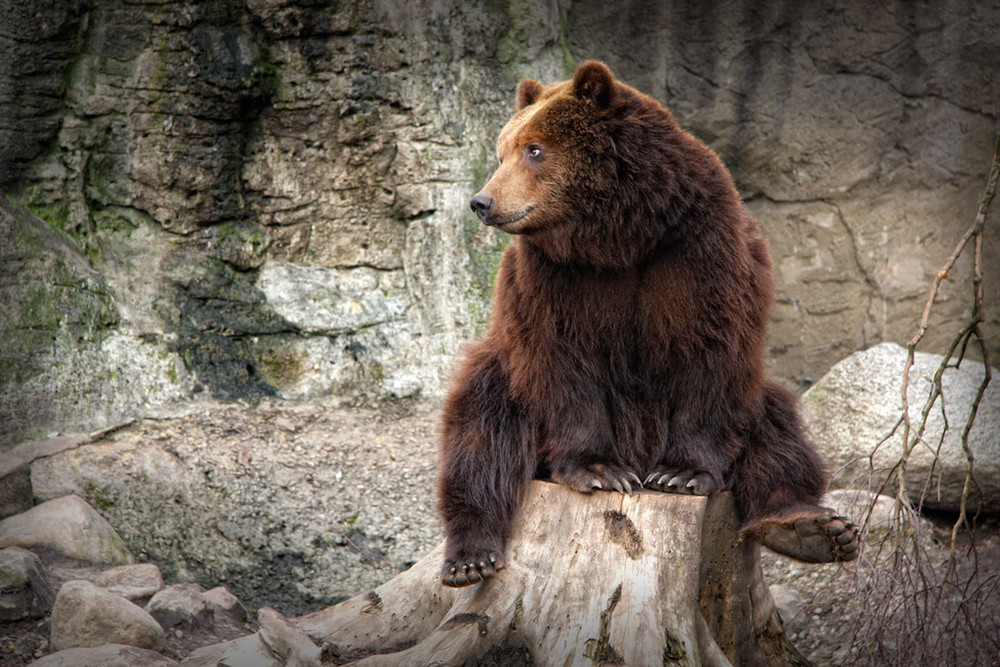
[183,481,809,666]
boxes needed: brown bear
[437,60,859,587]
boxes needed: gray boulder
[96,563,164,601]
[0,546,56,621]
[145,583,214,633]
[50,579,165,652]
[0,495,134,565]
[28,644,177,666]
[203,586,248,624]
[0,202,192,447]
[803,343,1000,512]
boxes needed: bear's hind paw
[758,509,860,563]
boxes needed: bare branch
[850,132,1000,666]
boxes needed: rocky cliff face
[577,1,1000,385]
[2,0,998,443]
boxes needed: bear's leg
[542,406,642,495]
[734,381,860,563]
[748,503,860,563]
[438,350,534,587]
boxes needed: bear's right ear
[516,79,543,110]
[572,60,615,108]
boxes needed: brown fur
[438,61,842,586]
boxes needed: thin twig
[851,132,1000,667]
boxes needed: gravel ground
[28,398,445,614]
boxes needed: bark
[183,481,809,666]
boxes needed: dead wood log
[183,481,810,666]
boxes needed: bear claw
[644,467,722,496]
[441,551,506,587]
[552,463,641,495]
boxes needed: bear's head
[470,61,734,269]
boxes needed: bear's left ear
[572,60,615,108]
[516,79,543,110]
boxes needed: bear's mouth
[488,206,534,230]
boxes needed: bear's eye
[525,145,544,160]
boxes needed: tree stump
[184,481,809,666]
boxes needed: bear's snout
[470,193,495,222]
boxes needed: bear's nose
[470,193,494,222]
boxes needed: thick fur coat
[437,61,855,587]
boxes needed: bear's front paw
[441,551,507,587]
[644,466,722,496]
[551,462,642,495]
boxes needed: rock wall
[568,1,1000,385]
[2,0,998,443]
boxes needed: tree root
[184,481,811,666]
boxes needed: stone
[255,261,407,336]
[50,579,166,652]
[251,261,415,399]
[45,561,106,591]
[0,495,134,565]
[0,201,192,447]
[203,586,247,623]
[28,644,178,666]
[145,583,214,632]
[0,546,56,621]
[0,463,32,520]
[96,563,164,600]
[803,343,1000,512]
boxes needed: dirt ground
[3,398,999,666]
